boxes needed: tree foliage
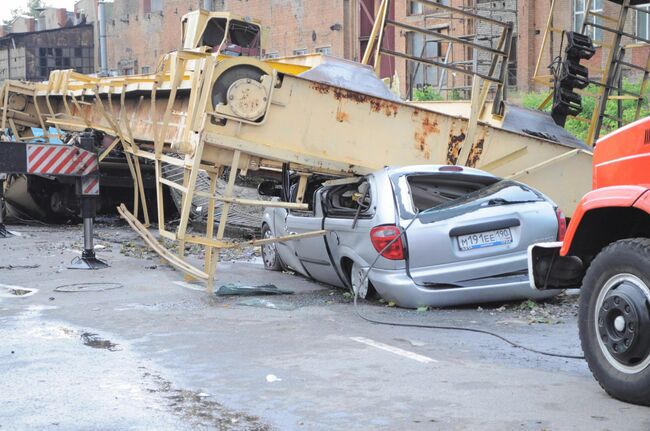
[5,0,48,24]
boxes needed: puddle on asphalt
[142,371,269,430]
[80,332,122,351]
[0,284,38,298]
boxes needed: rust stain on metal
[466,138,485,168]
[310,82,399,116]
[336,107,349,123]
[413,116,440,160]
[447,131,466,165]
[370,99,399,117]
[310,82,332,95]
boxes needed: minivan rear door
[391,172,557,287]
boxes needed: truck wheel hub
[596,275,650,372]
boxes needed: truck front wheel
[579,238,650,406]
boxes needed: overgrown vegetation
[412,86,462,102]
[413,80,650,142]
[519,80,650,142]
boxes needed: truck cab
[528,116,650,406]
[181,10,264,55]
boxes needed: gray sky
[0,0,78,23]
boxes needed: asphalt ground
[1,223,649,430]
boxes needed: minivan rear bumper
[368,268,558,309]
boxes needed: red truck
[529,116,650,406]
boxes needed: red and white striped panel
[81,176,100,196]
[26,144,99,176]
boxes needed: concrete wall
[40,8,70,30]
[0,46,27,82]
[11,17,36,34]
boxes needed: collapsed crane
[0,3,593,289]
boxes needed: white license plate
[457,228,513,251]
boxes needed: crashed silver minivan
[260,165,562,308]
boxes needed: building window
[141,66,150,74]
[409,0,449,16]
[636,4,650,41]
[406,30,442,94]
[37,46,93,80]
[293,48,308,56]
[315,46,331,56]
[574,0,603,41]
[508,37,517,87]
[265,51,279,59]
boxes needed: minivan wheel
[579,238,650,406]
[261,224,282,271]
[350,261,369,299]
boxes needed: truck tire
[579,238,650,406]
[261,224,282,271]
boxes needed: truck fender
[560,186,650,256]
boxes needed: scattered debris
[120,241,156,259]
[216,283,293,296]
[0,284,38,298]
[237,298,296,311]
[80,332,121,351]
[265,374,282,383]
[142,371,269,430]
[485,293,580,325]
[0,264,40,270]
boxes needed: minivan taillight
[556,208,567,241]
[370,225,405,260]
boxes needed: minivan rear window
[417,179,546,224]
[391,172,545,222]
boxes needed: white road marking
[350,336,438,364]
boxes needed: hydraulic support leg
[68,132,108,270]
[68,194,108,269]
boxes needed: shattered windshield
[417,180,545,224]
[391,172,544,223]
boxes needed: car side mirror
[258,180,282,197]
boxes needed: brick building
[0,24,94,83]
[0,5,94,84]
[94,0,649,98]
[2,1,647,98]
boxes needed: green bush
[413,86,444,101]
[412,86,464,102]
